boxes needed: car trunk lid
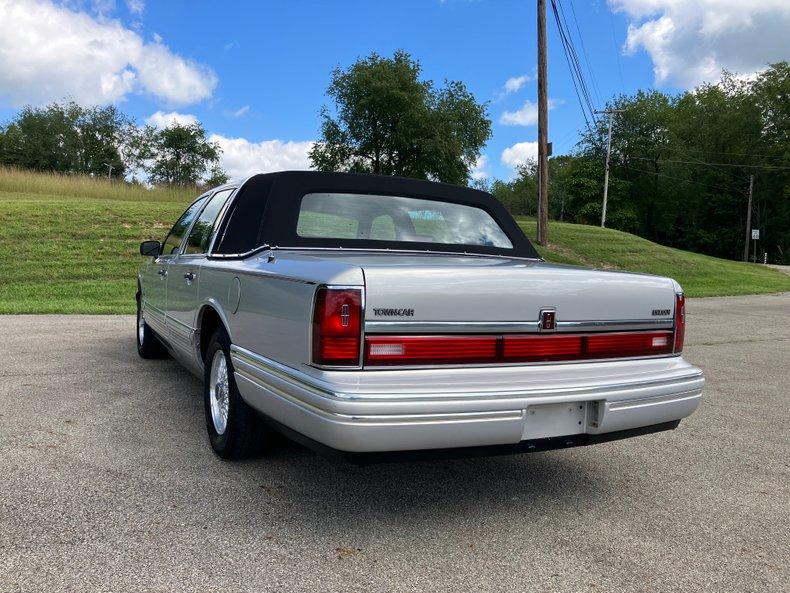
[358,254,676,328]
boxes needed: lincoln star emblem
[340,304,350,326]
[540,309,556,331]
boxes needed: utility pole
[595,109,623,228]
[743,174,753,262]
[536,0,549,246]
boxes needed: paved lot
[1,294,788,592]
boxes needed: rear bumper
[231,345,704,454]
[266,418,682,464]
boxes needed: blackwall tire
[203,327,271,459]
[136,297,168,359]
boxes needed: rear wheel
[203,328,271,459]
[136,295,168,359]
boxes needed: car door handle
[157,269,167,277]
[184,272,195,282]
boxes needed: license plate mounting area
[522,402,587,440]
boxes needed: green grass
[0,169,197,313]
[0,168,787,313]
[0,192,187,313]
[0,166,196,203]
[516,217,790,298]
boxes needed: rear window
[296,193,513,249]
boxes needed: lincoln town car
[137,171,704,461]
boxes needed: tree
[564,62,790,263]
[491,162,538,216]
[141,123,221,186]
[309,51,491,185]
[0,101,131,177]
[204,165,230,187]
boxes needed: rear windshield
[296,192,513,249]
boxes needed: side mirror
[140,240,161,256]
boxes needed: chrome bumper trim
[230,345,703,404]
[231,345,703,452]
[236,367,523,424]
[364,318,674,334]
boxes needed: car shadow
[236,434,611,532]
[135,348,619,531]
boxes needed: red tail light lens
[503,335,583,361]
[312,288,362,366]
[674,293,685,353]
[586,330,674,358]
[365,335,497,365]
[364,331,675,366]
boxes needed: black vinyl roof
[231,170,539,259]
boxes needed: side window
[161,197,207,256]
[184,189,234,255]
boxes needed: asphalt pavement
[1,293,788,592]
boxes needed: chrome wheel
[137,311,145,345]
[209,349,230,435]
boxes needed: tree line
[488,62,789,264]
[0,101,228,187]
[1,52,786,263]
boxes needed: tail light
[365,336,497,365]
[364,330,674,366]
[585,331,673,358]
[503,335,583,361]
[673,293,685,353]
[312,287,362,366]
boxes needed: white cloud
[210,134,315,179]
[502,74,530,95]
[499,99,558,126]
[145,110,198,129]
[224,105,250,118]
[125,0,143,15]
[469,155,490,181]
[501,141,538,172]
[500,101,539,126]
[610,0,790,88]
[0,0,217,106]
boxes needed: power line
[665,148,788,160]
[549,0,598,134]
[556,0,597,120]
[622,166,747,194]
[567,0,602,106]
[625,155,790,171]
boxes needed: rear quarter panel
[198,255,363,369]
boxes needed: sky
[0,0,788,182]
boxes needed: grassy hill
[0,168,787,314]
[515,217,790,298]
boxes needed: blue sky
[1,0,788,181]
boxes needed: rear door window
[184,189,234,254]
[161,197,208,256]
